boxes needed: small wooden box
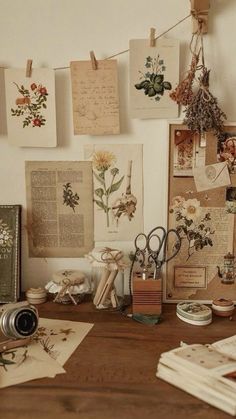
[132,273,162,315]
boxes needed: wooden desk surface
[1,301,235,419]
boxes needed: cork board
[165,124,236,303]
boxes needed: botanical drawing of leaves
[93,171,105,187]
[106,175,124,194]
[94,199,107,211]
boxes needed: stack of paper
[0,318,93,388]
[156,335,236,416]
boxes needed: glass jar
[91,267,124,310]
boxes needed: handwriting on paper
[70,60,120,135]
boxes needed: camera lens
[0,306,38,339]
[14,309,38,337]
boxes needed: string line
[0,13,191,71]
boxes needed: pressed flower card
[129,38,179,119]
[5,68,57,147]
[84,144,143,241]
[70,60,120,135]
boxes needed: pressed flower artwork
[134,55,172,101]
[84,144,143,241]
[129,38,179,119]
[11,82,48,128]
[169,197,215,261]
[5,68,57,147]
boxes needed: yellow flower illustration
[92,150,116,172]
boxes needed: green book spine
[0,205,21,303]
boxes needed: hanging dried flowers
[183,66,227,140]
[169,53,199,106]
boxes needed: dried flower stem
[183,67,226,140]
[170,53,199,106]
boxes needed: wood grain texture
[1,301,235,419]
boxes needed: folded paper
[193,162,231,192]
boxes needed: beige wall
[0,0,234,290]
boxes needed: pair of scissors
[134,226,181,279]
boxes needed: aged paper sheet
[5,68,57,147]
[0,318,93,388]
[0,341,65,388]
[84,144,143,241]
[70,60,120,135]
[35,318,94,366]
[25,161,94,257]
[129,38,179,119]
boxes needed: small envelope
[193,162,231,192]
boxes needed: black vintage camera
[0,301,38,352]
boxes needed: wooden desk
[1,301,235,419]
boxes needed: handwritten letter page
[70,60,120,135]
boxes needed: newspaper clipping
[25,161,93,257]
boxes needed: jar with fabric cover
[45,270,91,304]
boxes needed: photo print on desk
[70,59,120,135]
[25,161,93,257]
[84,144,143,241]
[129,38,179,119]
[4,68,57,147]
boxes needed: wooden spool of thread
[26,287,47,305]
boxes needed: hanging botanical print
[134,55,172,101]
[129,38,179,119]
[84,144,143,241]
[5,68,57,147]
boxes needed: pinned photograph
[226,187,236,214]
[217,132,236,174]
[173,129,205,177]
[193,162,231,192]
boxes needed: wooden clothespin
[90,51,98,70]
[190,0,210,34]
[26,59,33,77]
[149,27,156,47]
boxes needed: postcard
[70,60,120,135]
[5,68,57,147]
[193,162,231,192]
[129,38,179,119]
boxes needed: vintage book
[0,205,21,303]
[156,335,236,416]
